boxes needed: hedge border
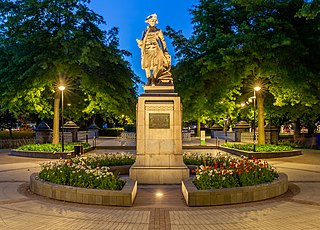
[219,146,302,159]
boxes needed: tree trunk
[257,91,265,144]
[307,123,315,134]
[294,118,301,142]
[52,92,60,144]
[197,118,201,137]
[9,126,12,138]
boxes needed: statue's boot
[151,77,156,86]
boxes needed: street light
[58,85,65,152]
[224,118,228,143]
[253,86,261,152]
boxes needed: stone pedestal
[63,121,79,142]
[265,123,279,144]
[129,85,189,184]
[35,121,52,144]
[234,121,250,142]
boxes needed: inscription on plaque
[149,113,170,129]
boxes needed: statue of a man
[136,14,173,86]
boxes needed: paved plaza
[0,139,320,229]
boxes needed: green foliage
[222,143,294,152]
[192,154,279,190]
[72,152,135,167]
[99,128,124,137]
[17,142,91,152]
[0,0,138,122]
[39,156,126,190]
[183,152,218,165]
[0,131,35,140]
[296,0,320,19]
[124,124,136,132]
[167,0,320,131]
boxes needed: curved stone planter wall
[30,173,137,206]
[220,146,301,159]
[182,173,288,206]
[108,165,131,175]
[11,149,72,159]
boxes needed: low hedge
[0,130,35,139]
[222,143,294,152]
[17,142,91,152]
[99,128,124,137]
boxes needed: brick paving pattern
[1,144,320,229]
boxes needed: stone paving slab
[95,137,220,147]
[169,201,320,229]
[0,148,320,229]
[0,182,27,203]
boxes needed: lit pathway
[0,147,320,229]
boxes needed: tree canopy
[166,0,320,132]
[0,0,139,126]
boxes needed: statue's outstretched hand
[136,39,143,48]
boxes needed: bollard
[200,130,206,145]
[74,145,83,156]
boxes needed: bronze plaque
[149,113,170,129]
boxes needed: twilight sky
[89,0,198,93]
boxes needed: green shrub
[99,128,124,137]
[0,131,35,139]
[72,152,135,167]
[124,124,136,132]
[222,143,294,152]
[17,142,91,152]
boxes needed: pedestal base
[130,164,189,184]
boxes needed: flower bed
[181,153,288,206]
[30,173,137,206]
[220,145,301,159]
[222,143,294,152]
[182,173,288,206]
[38,153,135,190]
[30,152,138,206]
[192,154,278,190]
[10,149,73,158]
[10,143,93,159]
[17,143,91,152]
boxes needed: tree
[167,0,320,141]
[0,0,138,144]
[0,109,17,137]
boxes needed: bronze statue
[136,14,173,86]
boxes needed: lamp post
[253,86,261,152]
[224,118,228,143]
[58,86,65,152]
